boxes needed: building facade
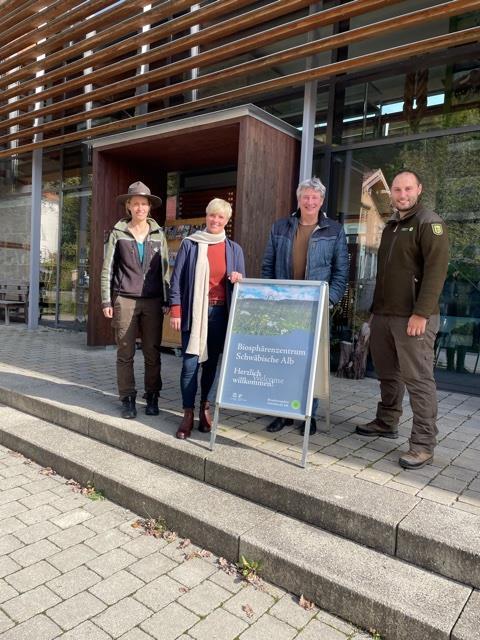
[0,0,479,393]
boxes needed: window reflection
[58,190,91,327]
[318,131,480,390]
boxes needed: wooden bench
[0,283,29,325]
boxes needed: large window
[320,131,480,393]
[314,58,479,146]
[0,156,33,308]
[40,147,91,329]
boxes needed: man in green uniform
[356,170,449,469]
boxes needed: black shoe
[300,418,317,436]
[121,395,137,419]
[145,392,159,416]
[266,417,294,433]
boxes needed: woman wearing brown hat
[100,181,169,419]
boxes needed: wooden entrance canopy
[86,105,300,346]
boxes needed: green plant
[132,516,169,538]
[66,478,105,500]
[237,555,262,580]
[83,481,105,501]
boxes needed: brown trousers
[112,296,164,399]
[370,314,440,454]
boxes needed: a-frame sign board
[210,278,330,468]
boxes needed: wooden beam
[1,0,48,35]
[0,0,117,61]
[0,0,399,109]
[0,0,97,50]
[0,0,195,76]
[1,25,478,159]
[0,0,298,89]
[1,0,477,139]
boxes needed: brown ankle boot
[176,409,194,439]
[198,401,212,433]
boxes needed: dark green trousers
[370,314,440,454]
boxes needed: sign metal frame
[209,278,330,468]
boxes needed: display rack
[162,216,205,348]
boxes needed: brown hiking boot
[356,418,398,439]
[399,450,433,469]
[176,409,194,440]
[198,401,212,433]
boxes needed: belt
[209,299,225,306]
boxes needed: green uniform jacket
[100,217,169,308]
[372,203,449,318]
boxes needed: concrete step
[1,381,480,592]
[0,404,476,640]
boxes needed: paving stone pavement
[0,442,379,640]
[0,326,479,515]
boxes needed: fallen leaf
[299,594,314,610]
[218,557,237,576]
[178,538,191,549]
[199,549,211,558]
[40,467,56,475]
[163,530,177,542]
[246,574,265,590]
[242,604,254,619]
[179,586,189,593]
[66,479,81,492]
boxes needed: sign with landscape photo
[217,280,326,418]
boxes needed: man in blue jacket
[261,177,349,435]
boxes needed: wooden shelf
[163,216,205,348]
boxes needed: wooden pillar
[235,116,299,277]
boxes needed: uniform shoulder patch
[431,223,443,236]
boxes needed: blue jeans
[180,305,228,408]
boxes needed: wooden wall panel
[235,117,299,278]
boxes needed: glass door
[58,189,91,327]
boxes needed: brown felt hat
[116,181,162,209]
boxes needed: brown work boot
[198,401,212,433]
[356,418,398,439]
[399,450,433,469]
[176,409,194,440]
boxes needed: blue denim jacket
[261,211,349,305]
